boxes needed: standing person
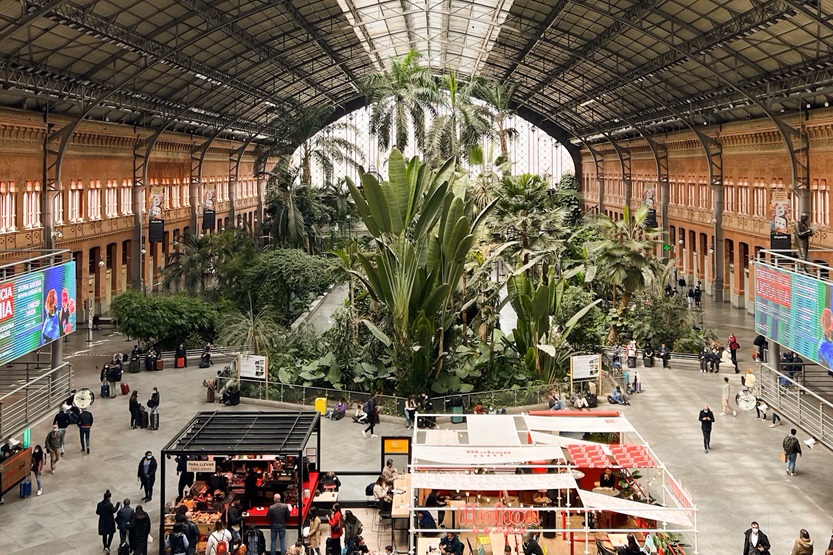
[694,283,702,308]
[244,523,267,555]
[206,520,234,555]
[825,528,833,555]
[173,510,200,555]
[307,507,322,555]
[78,407,93,454]
[129,390,141,429]
[138,450,157,502]
[129,505,151,555]
[244,468,259,509]
[404,397,417,430]
[30,444,44,495]
[96,490,121,554]
[148,387,160,416]
[743,522,771,555]
[790,529,814,555]
[753,334,769,362]
[53,406,70,456]
[361,394,378,439]
[115,499,133,549]
[328,503,344,555]
[44,425,62,473]
[728,333,741,373]
[659,343,671,368]
[699,405,714,454]
[744,368,757,391]
[686,287,695,308]
[106,362,122,398]
[166,522,190,555]
[176,454,195,503]
[721,377,737,417]
[267,493,290,555]
[227,497,245,538]
[783,428,803,476]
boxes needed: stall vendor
[599,468,616,488]
[318,470,341,492]
[521,533,544,555]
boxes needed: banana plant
[345,148,495,392]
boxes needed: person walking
[361,394,379,439]
[328,503,344,555]
[783,428,803,476]
[175,454,195,503]
[129,390,141,429]
[686,287,695,308]
[44,425,62,473]
[115,499,133,549]
[96,490,121,554]
[30,444,44,495]
[721,377,737,417]
[244,523,268,555]
[128,505,152,555]
[699,405,714,454]
[693,284,702,308]
[659,343,671,368]
[78,407,93,454]
[743,522,771,555]
[53,406,70,456]
[728,333,741,373]
[790,529,814,555]
[267,492,290,555]
[138,450,157,502]
[307,507,322,555]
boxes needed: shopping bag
[780,451,787,463]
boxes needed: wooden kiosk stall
[404,412,697,555]
[159,411,321,555]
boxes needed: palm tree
[585,204,663,342]
[162,231,212,295]
[476,80,519,161]
[363,50,439,153]
[320,178,355,227]
[425,72,493,166]
[219,301,284,355]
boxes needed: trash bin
[315,397,328,415]
[450,395,464,424]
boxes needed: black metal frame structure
[159,410,322,553]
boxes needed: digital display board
[0,261,77,365]
[754,262,832,370]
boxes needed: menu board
[754,263,831,369]
[0,262,77,365]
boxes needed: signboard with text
[186,460,216,473]
[754,262,833,370]
[0,261,76,366]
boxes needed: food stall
[403,412,697,555]
[159,410,321,555]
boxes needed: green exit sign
[663,243,671,251]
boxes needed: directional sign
[663,243,671,251]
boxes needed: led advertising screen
[754,262,832,370]
[0,261,77,365]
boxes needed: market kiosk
[403,412,697,555]
[159,411,321,555]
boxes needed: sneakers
[720,412,726,416]
[791,472,797,476]
[733,411,737,417]
[371,434,378,438]
[37,489,42,496]
[361,430,367,438]
[755,416,761,420]
[769,423,776,428]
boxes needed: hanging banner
[202,184,216,231]
[644,185,658,228]
[770,191,791,250]
[148,185,165,243]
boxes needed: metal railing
[0,362,73,439]
[758,362,833,451]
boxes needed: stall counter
[245,471,319,528]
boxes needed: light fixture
[98,256,105,267]
[51,230,63,239]
[708,245,715,254]
[806,103,812,109]
[678,238,684,245]
[141,248,147,255]
[826,101,830,108]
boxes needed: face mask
[146,455,152,459]
[752,528,759,533]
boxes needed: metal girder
[561,0,799,113]
[0,0,67,45]
[44,3,284,108]
[333,0,385,70]
[692,130,725,303]
[586,142,605,215]
[229,135,258,223]
[279,0,361,92]
[501,0,569,81]
[518,0,661,104]
[398,0,419,51]
[177,0,338,103]
[132,134,156,290]
[190,138,214,232]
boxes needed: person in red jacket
[328,503,344,555]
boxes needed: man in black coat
[699,405,714,454]
[742,521,771,555]
[521,533,544,555]
[138,451,158,502]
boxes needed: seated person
[547,392,564,411]
[326,398,347,420]
[472,401,487,414]
[439,532,463,555]
[287,540,305,555]
[617,534,642,555]
[353,403,368,424]
[318,470,342,492]
[599,468,616,488]
[571,392,589,409]
[372,475,391,502]
[610,386,630,405]
[418,510,438,531]
[348,536,369,555]
[382,459,398,486]
[521,533,544,555]
[425,489,447,525]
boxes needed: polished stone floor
[0,297,832,554]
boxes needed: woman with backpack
[206,519,234,555]
[165,522,190,555]
[328,503,344,555]
[361,395,378,439]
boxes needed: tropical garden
[111,51,712,397]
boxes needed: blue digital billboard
[0,261,77,365]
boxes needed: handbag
[780,451,787,463]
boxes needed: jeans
[142,480,153,500]
[57,428,66,453]
[32,470,41,491]
[404,409,413,428]
[271,527,286,555]
[79,427,90,451]
[772,413,781,424]
[786,452,798,473]
[48,448,59,471]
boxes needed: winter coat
[116,506,134,531]
[790,537,814,555]
[96,499,120,535]
[743,528,771,555]
[307,516,322,548]
[129,512,152,554]
[45,430,62,453]
[138,456,158,487]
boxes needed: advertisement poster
[770,191,791,250]
[754,262,831,369]
[644,186,658,228]
[202,184,216,231]
[0,261,77,366]
[148,185,165,243]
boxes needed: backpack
[365,482,375,496]
[213,531,229,555]
[169,532,186,554]
[362,399,372,414]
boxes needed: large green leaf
[385,148,408,233]
[362,173,393,234]
[360,319,393,347]
[346,177,379,237]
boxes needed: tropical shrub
[110,290,218,349]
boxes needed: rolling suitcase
[121,383,130,395]
[207,387,215,403]
[155,359,164,371]
[19,478,31,498]
[129,358,141,373]
[100,383,110,398]
[139,408,150,429]
[627,357,636,368]
[175,357,185,368]
[229,390,240,406]
[150,412,160,430]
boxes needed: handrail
[0,362,73,439]
[0,249,72,273]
